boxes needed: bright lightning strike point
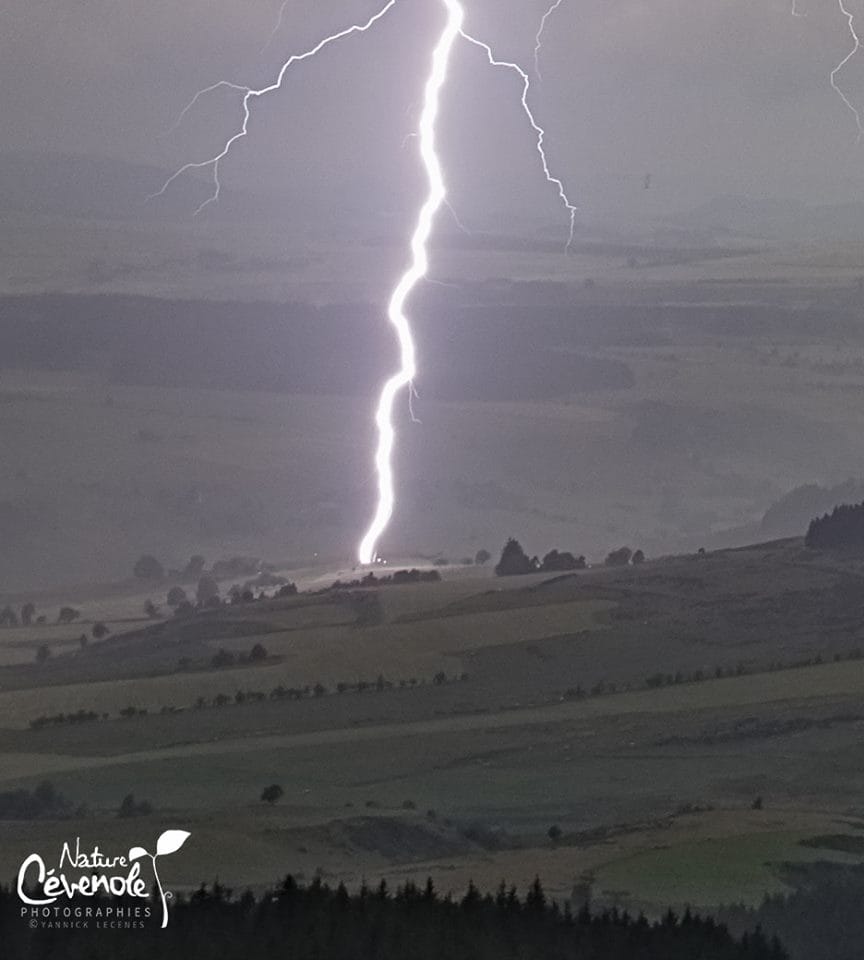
[534,0,565,79]
[832,0,864,142]
[357,0,464,565]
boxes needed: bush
[605,546,633,567]
[0,781,74,819]
[174,599,195,618]
[167,585,188,607]
[35,644,50,664]
[117,793,154,818]
[91,621,109,639]
[196,575,220,605]
[183,555,206,579]
[211,648,235,669]
[249,642,268,662]
[261,783,284,805]
[632,549,645,565]
[474,549,491,566]
[133,555,164,581]
[539,550,586,572]
[57,606,80,624]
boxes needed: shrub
[133,555,164,581]
[261,784,284,805]
[539,550,586,572]
[57,606,80,624]
[196,575,220,605]
[167,586,188,607]
[605,546,633,567]
[211,649,235,669]
[117,793,153,818]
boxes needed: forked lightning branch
[153,0,575,564]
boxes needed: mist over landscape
[8,2,864,959]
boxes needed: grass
[592,830,864,910]
[5,536,864,910]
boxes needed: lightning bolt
[534,0,565,79]
[151,0,400,215]
[263,0,293,53]
[831,0,864,142]
[156,0,577,566]
[458,28,577,250]
[357,0,464,564]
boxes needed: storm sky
[2,0,864,222]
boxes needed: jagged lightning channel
[357,0,464,564]
[459,28,577,250]
[534,0,565,78]
[151,0,400,215]
[156,0,576,566]
[831,0,864,141]
[263,0,293,53]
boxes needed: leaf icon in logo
[156,830,190,857]
[128,846,148,862]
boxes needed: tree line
[494,538,645,576]
[805,500,864,549]
[1,874,786,960]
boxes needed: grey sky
[2,0,864,222]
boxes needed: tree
[133,555,164,581]
[261,784,284,805]
[547,824,562,843]
[605,546,633,567]
[249,643,268,662]
[539,550,586,572]
[474,549,491,566]
[183,555,206,579]
[174,599,194,618]
[494,538,537,577]
[118,793,153,818]
[92,621,109,639]
[166,586,187,607]
[0,606,18,627]
[57,606,80,624]
[143,600,160,619]
[632,549,645,565]
[211,649,235,668]
[20,603,35,626]
[196,575,219,606]
[35,644,50,664]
